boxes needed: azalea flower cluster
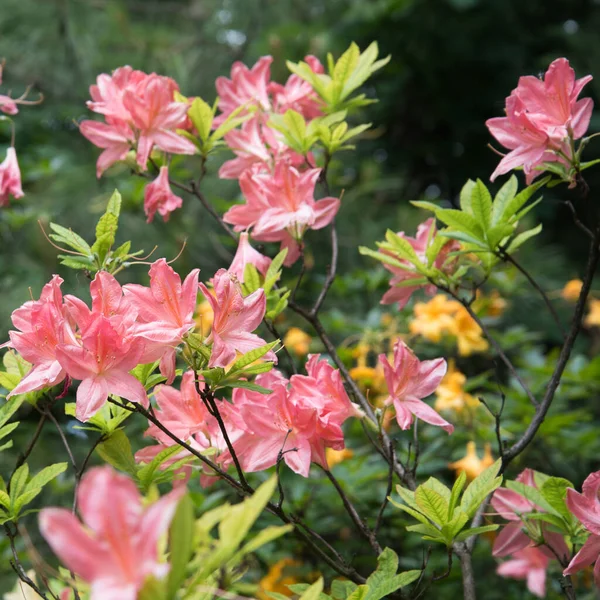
[486,58,594,183]
[218,56,340,265]
[40,466,183,600]
[140,356,363,482]
[2,259,273,422]
[380,218,459,309]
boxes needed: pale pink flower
[123,259,199,383]
[269,55,325,119]
[56,314,147,422]
[564,471,600,586]
[143,166,184,223]
[3,276,73,397]
[215,56,273,125]
[199,268,268,368]
[39,467,183,600]
[379,341,453,434]
[497,546,549,598]
[381,218,457,309]
[233,372,323,477]
[487,58,593,182]
[122,74,197,169]
[228,232,272,282]
[0,148,24,206]
[290,354,363,435]
[218,119,304,179]
[87,66,149,123]
[79,120,134,178]
[224,164,340,266]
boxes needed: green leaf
[166,494,195,600]
[91,189,122,264]
[502,177,549,223]
[334,43,360,86]
[243,263,261,294]
[505,224,543,253]
[448,471,467,521]
[415,486,449,526]
[471,180,493,230]
[540,477,573,521]
[24,462,67,495]
[49,223,92,255]
[228,341,279,373]
[454,524,499,542]
[491,175,518,225]
[459,180,476,214]
[188,97,214,143]
[331,580,358,600]
[10,464,29,498]
[96,429,137,475]
[220,380,272,394]
[460,458,502,518]
[421,477,451,502]
[435,209,483,238]
[485,223,515,249]
[263,248,288,293]
[441,509,470,542]
[137,445,187,491]
[0,397,25,428]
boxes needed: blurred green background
[2,0,600,598]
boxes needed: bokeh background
[2,0,600,598]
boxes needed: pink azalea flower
[564,471,600,586]
[87,66,149,123]
[0,147,24,207]
[228,232,272,282]
[497,546,549,598]
[143,166,184,223]
[233,372,323,477]
[39,466,184,600]
[145,371,209,443]
[487,58,593,183]
[123,259,200,383]
[379,341,453,434]
[199,268,268,368]
[3,276,73,397]
[269,55,325,120]
[122,74,197,169]
[79,120,134,178]
[214,56,273,125]
[0,95,18,115]
[290,354,363,431]
[56,314,147,422]
[218,119,304,179]
[381,218,458,309]
[224,164,340,266]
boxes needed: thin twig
[321,466,382,554]
[9,415,47,486]
[374,442,395,535]
[263,319,297,375]
[4,524,51,600]
[498,249,566,338]
[311,222,338,316]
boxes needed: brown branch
[502,225,600,466]
[9,415,47,486]
[321,466,382,555]
[498,249,566,338]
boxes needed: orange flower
[326,447,354,468]
[584,299,600,328]
[561,279,583,302]
[283,327,312,357]
[258,559,300,600]
[449,442,494,481]
[194,299,214,337]
[409,294,460,342]
[434,362,479,414]
[449,306,489,356]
